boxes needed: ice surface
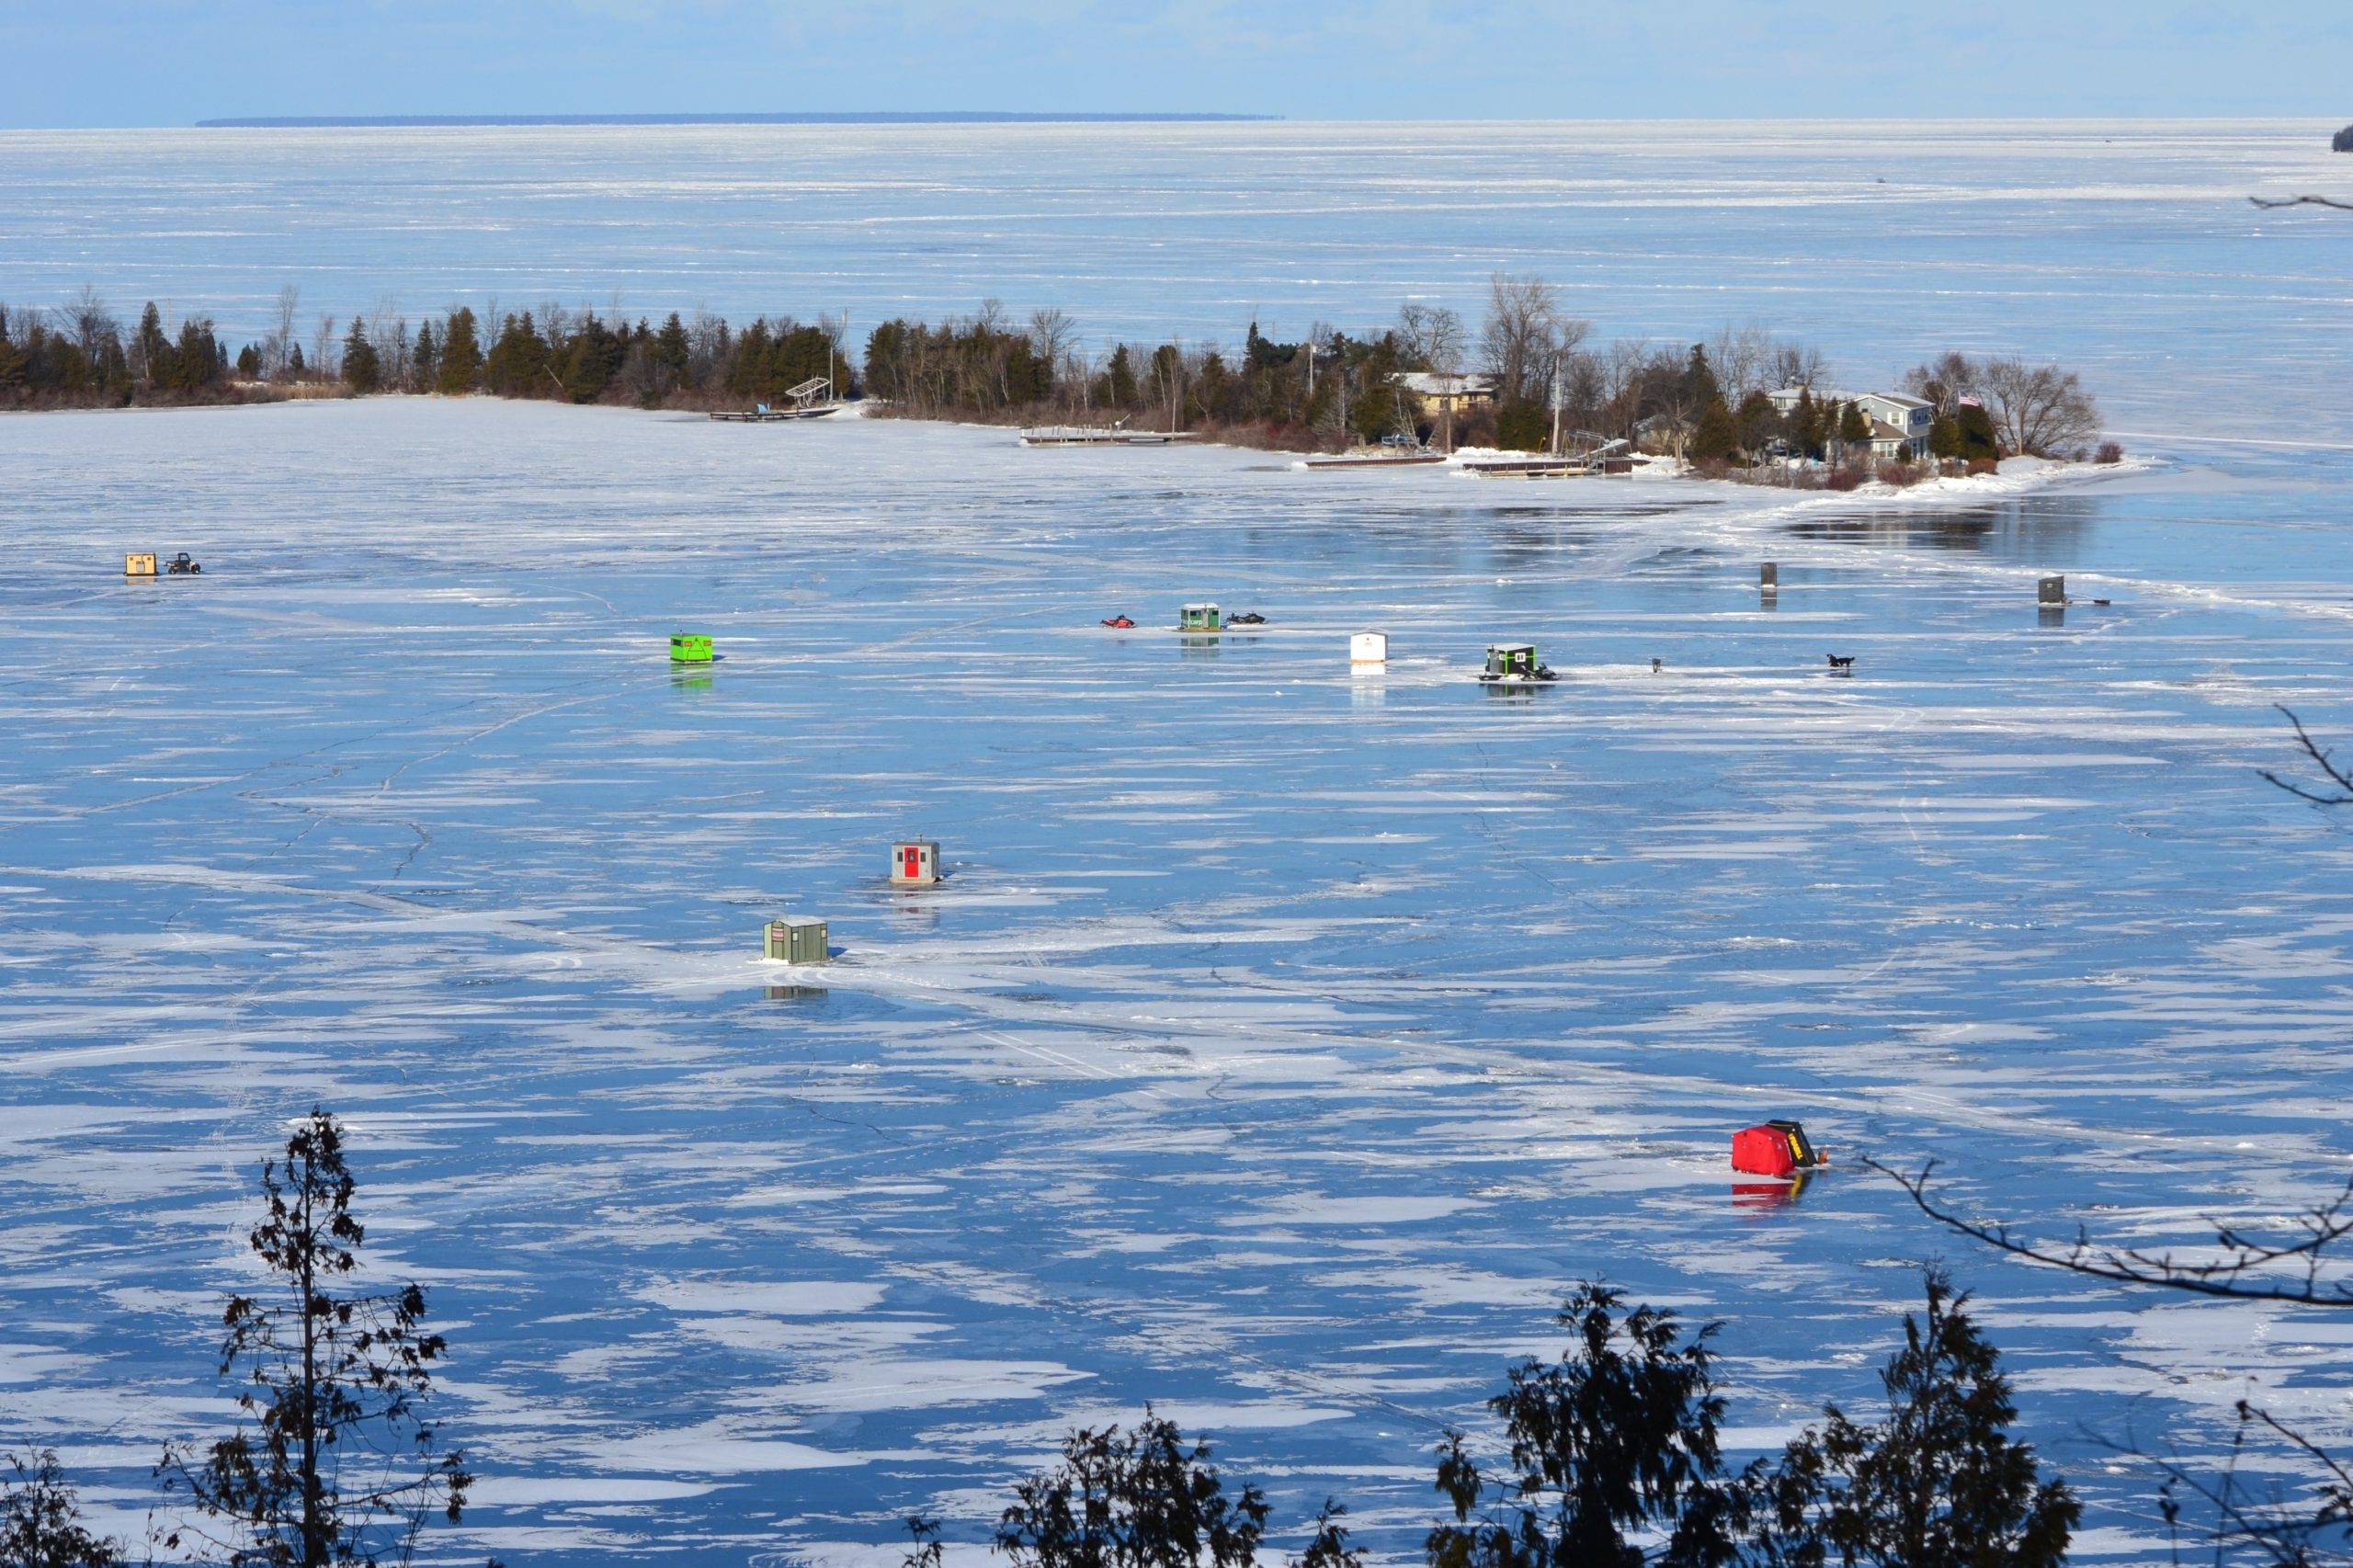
[2,119,2350,444]
[3,397,2352,1564]
[6,117,2353,1566]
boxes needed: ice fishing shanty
[1732,1119,1824,1177]
[1478,643,1558,685]
[890,840,940,886]
[765,917,829,964]
[1351,631,1388,668]
[1180,602,1222,632]
[670,633,714,665]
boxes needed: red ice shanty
[1732,1119,1824,1178]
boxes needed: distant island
[0,278,2109,480]
[195,111,1280,129]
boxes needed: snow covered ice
[6,398,2353,1562]
[4,119,2353,1565]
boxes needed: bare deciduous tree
[1395,301,1465,375]
[311,314,336,381]
[1479,273,1560,406]
[1983,356,2101,457]
[1027,306,1075,374]
[267,284,301,377]
[1707,324,1773,404]
[1764,339,1830,393]
[62,285,118,362]
[1903,351,1984,418]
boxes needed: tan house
[1394,371,1497,418]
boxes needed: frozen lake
[5,397,2353,1563]
[4,119,2353,1565]
[3,118,2350,442]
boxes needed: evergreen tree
[1293,1502,1363,1568]
[134,301,173,387]
[435,308,481,395]
[650,312,689,389]
[1927,413,1961,460]
[341,319,381,393]
[1684,344,1722,415]
[1495,402,1550,452]
[1744,1271,2075,1568]
[1107,343,1140,406]
[412,322,438,391]
[483,312,551,396]
[1,1449,124,1567]
[1691,399,1740,463]
[287,343,305,376]
[236,343,261,380]
[1790,389,1824,459]
[158,1109,470,1568]
[995,1409,1267,1568]
[1427,1282,1733,1568]
[1837,400,1870,451]
[1733,391,1778,456]
[1956,403,1999,460]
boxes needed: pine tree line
[3,282,2100,466]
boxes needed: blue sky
[4,0,2349,126]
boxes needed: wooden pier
[1018,426,1198,447]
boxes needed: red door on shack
[902,846,922,880]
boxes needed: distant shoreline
[193,111,1281,130]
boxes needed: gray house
[1765,387,1934,460]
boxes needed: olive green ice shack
[765,917,829,964]
[670,633,714,664]
[1479,643,1559,685]
[1179,602,1222,631]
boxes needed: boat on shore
[711,374,843,421]
[710,404,840,422]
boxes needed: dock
[1461,456,1591,479]
[1019,426,1198,447]
[1303,451,1447,471]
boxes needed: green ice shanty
[670,633,714,664]
[1180,602,1222,631]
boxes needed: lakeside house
[1766,386,1933,460]
[1395,371,1496,417]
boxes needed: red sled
[1732,1119,1824,1177]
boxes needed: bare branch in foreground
[2260,707,2353,806]
[2250,195,2353,211]
[1866,1157,2353,1306]
[2101,1403,2353,1566]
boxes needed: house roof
[1396,371,1495,396]
[1767,385,1930,414]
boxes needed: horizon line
[194,111,1282,129]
